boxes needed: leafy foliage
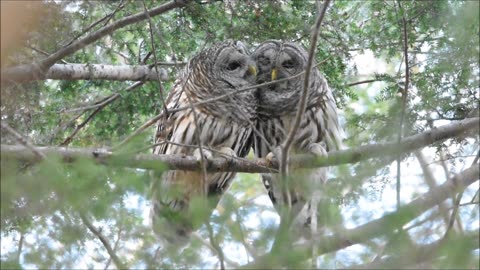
[1,0,478,268]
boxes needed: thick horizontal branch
[345,231,480,269]
[0,145,272,173]
[242,165,480,268]
[1,118,478,173]
[282,117,479,169]
[1,0,190,84]
[2,64,168,82]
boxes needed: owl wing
[254,78,343,233]
[150,78,253,244]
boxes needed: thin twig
[414,151,451,225]
[192,232,240,267]
[104,226,123,270]
[1,122,46,159]
[65,82,144,113]
[205,222,225,270]
[471,188,480,204]
[141,0,169,117]
[347,79,379,87]
[443,192,463,238]
[233,208,258,261]
[445,151,480,236]
[79,212,126,269]
[63,0,126,48]
[396,0,410,210]
[26,46,69,64]
[280,0,331,178]
[16,232,24,265]
[403,208,443,231]
[270,0,331,255]
[60,82,144,146]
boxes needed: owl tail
[150,198,193,247]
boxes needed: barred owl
[252,40,342,233]
[151,40,257,244]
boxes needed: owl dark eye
[227,61,241,71]
[282,60,296,69]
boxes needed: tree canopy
[1,0,478,269]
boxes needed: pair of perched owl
[150,40,342,244]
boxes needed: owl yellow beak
[271,68,278,81]
[247,65,257,77]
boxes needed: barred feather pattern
[252,40,343,231]
[150,40,257,244]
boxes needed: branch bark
[2,64,168,82]
[1,117,478,173]
[1,117,480,173]
[1,0,190,84]
[242,165,479,268]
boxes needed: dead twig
[79,212,126,269]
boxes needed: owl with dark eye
[252,40,343,234]
[150,40,257,245]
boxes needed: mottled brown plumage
[252,40,343,232]
[150,40,257,244]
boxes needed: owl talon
[266,146,283,166]
[219,147,237,157]
[266,152,276,166]
[307,142,328,158]
[193,148,213,162]
[217,147,237,160]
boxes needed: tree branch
[141,0,170,117]
[1,0,190,84]
[267,117,479,169]
[415,151,452,227]
[79,212,126,269]
[59,82,144,146]
[2,64,168,82]
[345,230,479,269]
[396,0,411,210]
[192,232,240,268]
[242,165,479,268]
[205,222,226,270]
[280,0,331,177]
[104,226,123,270]
[1,118,477,173]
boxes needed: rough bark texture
[2,64,168,82]
[1,117,478,172]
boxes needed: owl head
[252,40,323,118]
[184,40,257,120]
